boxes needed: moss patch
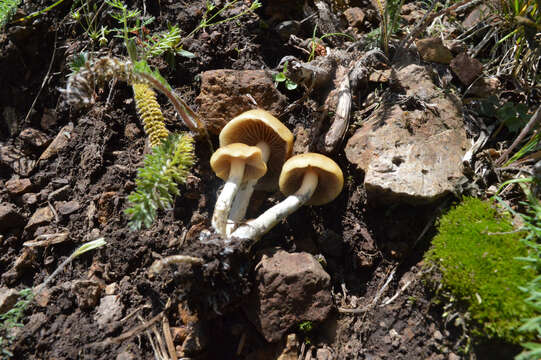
[425,197,536,343]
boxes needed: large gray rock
[345,64,469,204]
[244,250,332,343]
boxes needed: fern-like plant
[132,83,169,147]
[125,133,195,230]
[0,0,21,29]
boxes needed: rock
[105,282,119,295]
[25,206,54,232]
[345,65,469,204]
[462,4,491,28]
[468,77,501,98]
[2,248,36,285]
[0,203,25,231]
[450,52,483,86]
[95,295,123,327]
[415,38,453,64]
[22,193,38,205]
[433,330,443,341]
[39,122,74,161]
[72,280,103,310]
[5,177,32,195]
[56,200,80,216]
[277,333,298,360]
[368,69,392,83]
[0,288,19,313]
[18,128,51,148]
[401,3,425,25]
[316,348,333,360]
[196,70,286,135]
[343,7,365,29]
[0,144,36,176]
[244,250,332,343]
[448,353,460,360]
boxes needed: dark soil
[0,1,524,359]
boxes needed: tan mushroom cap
[279,153,344,206]
[210,143,267,182]
[219,109,294,190]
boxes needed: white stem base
[212,159,245,236]
[226,179,256,236]
[230,170,318,241]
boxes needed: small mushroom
[211,143,267,236]
[230,153,343,241]
[219,109,294,234]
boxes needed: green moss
[425,197,536,344]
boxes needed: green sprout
[274,61,298,91]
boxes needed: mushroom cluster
[210,109,343,241]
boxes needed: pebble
[5,177,33,195]
[25,206,54,232]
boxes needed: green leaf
[177,48,196,58]
[285,79,298,90]
[274,72,286,82]
[497,102,530,133]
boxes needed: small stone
[18,128,51,148]
[196,70,286,135]
[448,353,460,360]
[56,200,80,216]
[0,203,25,231]
[48,185,70,201]
[450,52,483,86]
[368,69,392,83]
[0,144,36,176]
[105,283,119,295]
[433,330,443,341]
[0,288,19,313]
[72,280,103,310]
[415,38,453,64]
[25,206,54,232]
[5,177,32,195]
[39,122,74,161]
[95,295,123,327]
[343,7,365,29]
[468,77,501,98]
[316,348,333,360]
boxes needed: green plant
[374,0,405,56]
[0,238,106,358]
[273,61,298,91]
[425,197,537,344]
[125,133,195,230]
[0,0,21,29]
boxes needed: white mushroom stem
[226,141,271,235]
[212,159,246,236]
[230,169,318,241]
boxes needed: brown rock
[343,7,365,28]
[0,203,25,231]
[0,288,19,313]
[344,65,469,205]
[368,69,392,83]
[0,144,36,176]
[25,206,54,232]
[56,200,80,216]
[95,295,123,327]
[5,177,32,195]
[415,38,453,64]
[72,280,103,310]
[462,4,491,28]
[468,77,501,98]
[244,250,332,343]
[22,193,38,205]
[18,128,51,148]
[450,52,483,85]
[39,122,74,161]
[196,70,287,135]
[401,3,425,25]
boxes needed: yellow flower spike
[132,83,169,147]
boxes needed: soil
[0,1,528,359]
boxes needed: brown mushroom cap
[219,109,293,190]
[279,153,344,206]
[210,143,267,182]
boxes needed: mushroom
[211,143,267,235]
[230,153,343,241]
[219,109,294,234]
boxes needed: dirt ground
[0,1,525,359]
